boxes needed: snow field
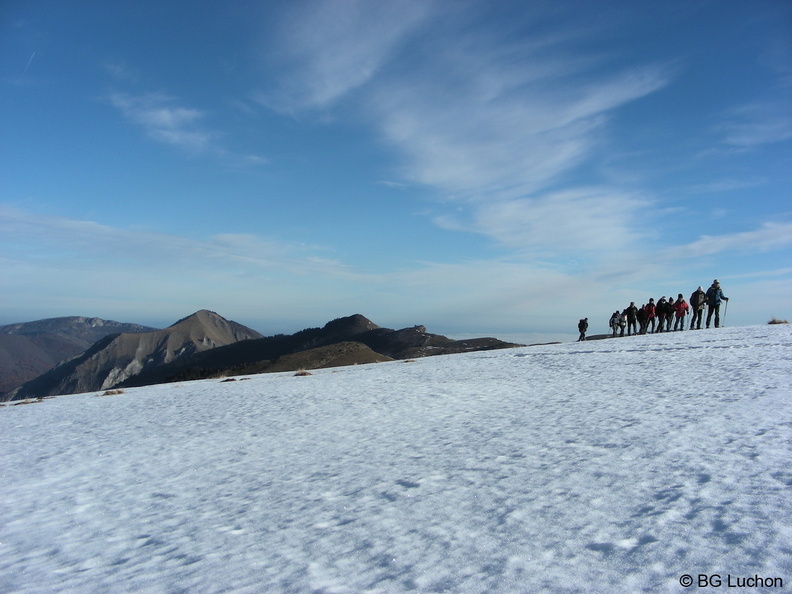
[1,324,790,593]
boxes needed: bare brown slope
[241,341,393,374]
[8,310,262,399]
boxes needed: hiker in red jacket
[673,293,689,331]
[644,299,656,333]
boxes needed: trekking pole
[723,300,728,327]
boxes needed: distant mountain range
[119,313,522,389]
[5,311,522,401]
[0,316,156,398]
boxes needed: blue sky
[2,0,790,340]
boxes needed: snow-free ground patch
[1,325,790,592]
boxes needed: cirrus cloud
[109,92,212,152]
[259,0,674,261]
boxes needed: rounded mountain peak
[322,314,380,335]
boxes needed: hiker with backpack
[673,293,689,331]
[578,318,588,341]
[609,311,621,337]
[637,305,648,334]
[656,297,668,333]
[666,296,676,331]
[705,279,729,328]
[625,302,639,336]
[689,286,707,330]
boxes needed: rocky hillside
[0,316,156,398]
[120,314,523,388]
[8,310,261,400]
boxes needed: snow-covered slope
[1,325,790,593]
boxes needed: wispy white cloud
[436,188,651,256]
[717,102,792,148]
[669,222,792,258]
[104,60,138,84]
[371,61,671,200]
[258,0,434,113]
[108,91,269,167]
[376,39,670,260]
[110,92,212,153]
[0,205,347,278]
[689,177,767,194]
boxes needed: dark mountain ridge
[121,314,522,388]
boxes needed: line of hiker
[578,279,729,341]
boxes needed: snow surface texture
[1,325,790,593]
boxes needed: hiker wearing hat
[644,299,656,333]
[656,297,668,333]
[705,279,729,328]
[625,302,639,336]
[637,304,648,334]
[689,286,707,329]
[666,296,676,331]
[673,293,689,331]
